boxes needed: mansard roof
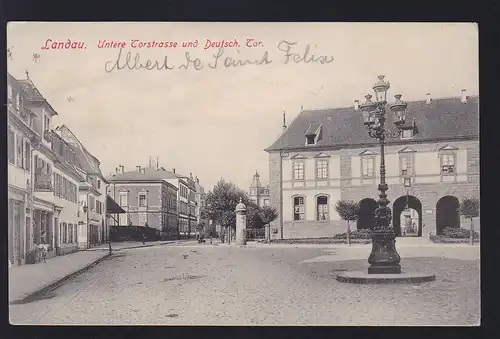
[265,95,479,152]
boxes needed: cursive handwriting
[209,47,272,69]
[105,48,174,73]
[103,41,333,73]
[277,40,334,64]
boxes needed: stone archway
[392,195,423,237]
[357,198,378,230]
[436,196,460,235]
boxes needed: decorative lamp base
[368,227,402,274]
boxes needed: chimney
[141,168,146,174]
[282,111,287,131]
[461,89,467,103]
[115,167,119,174]
[426,93,431,104]
[120,165,124,173]
[136,166,141,173]
[354,100,360,110]
[173,168,176,173]
[190,172,193,179]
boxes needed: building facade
[265,93,479,240]
[107,166,179,239]
[248,171,270,207]
[55,124,108,249]
[8,72,86,264]
[7,73,38,265]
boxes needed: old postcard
[7,22,479,326]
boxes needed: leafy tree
[459,197,480,245]
[200,179,252,242]
[335,200,360,246]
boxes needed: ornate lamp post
[358,75,408,274]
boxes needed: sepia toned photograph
[7,22,479,326]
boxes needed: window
[8,84,13,103]
[316,160,329,180]
[119,214,128,226]
[24,141,31,171]
[361,157,375,178]
[8,128,15,164]
[441,153,456,175]
[63,222,68,243]
[16,93,20,110]
[119,192,128,207]
[139,213,147,225]
[293,196,305,221]
[293,161,305,180]
[306,135,315,145]
[264,199,270,206]
[68,224,73,243]
[97,180,101,189]
[401,129,414,139]
[139,194,147,207]
[316,196,329,220]
[400,155,414,176]
[16,134,23,167]
[89,196,96,211]
[74,224,77,243]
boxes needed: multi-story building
[48,130,84,255]
[248,171,270,207]
[55,125,108,249]
[8,72,85,264]
[172,171,198,236]
[107,166,179,239]
[7,73,38,265]
[265,91,479,240]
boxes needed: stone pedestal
[235,199,247,246]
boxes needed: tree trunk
[347,221,351,246]
[470,218,474,246]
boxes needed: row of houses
[7,72,114,266]
[265,91,480,239]
[106,165,207,239]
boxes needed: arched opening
[357,198,378,230]
[392,195,423,237]
[436,196,460,235]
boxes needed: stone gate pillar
[235,198,247,246]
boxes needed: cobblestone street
[9,244,480,326]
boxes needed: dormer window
[304,124,323,146]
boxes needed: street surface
[9,242,480,325]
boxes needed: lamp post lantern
[358,75,408,274]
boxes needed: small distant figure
[7,46,14,60]
[142,233,147,245]
[33,52,40,63]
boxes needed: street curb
[86,241,176,252]
[10,252,113,305]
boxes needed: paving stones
[8,245,479,325]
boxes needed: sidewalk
[9,241,176,303]
[9,250,111,303]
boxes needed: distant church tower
[248,171,270,207]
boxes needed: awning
[107,195,125,214]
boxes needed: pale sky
[7,22,478,191]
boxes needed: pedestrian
[142,233,147,245]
